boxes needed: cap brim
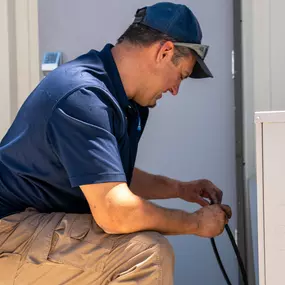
[190,55,213,79]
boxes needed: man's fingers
[220,204,232,219]
[211,187,223,204]
[210,193,219,205]
[206,186,223,204]
[197,197,210,207]
[217,189,223,203]
[208,192,220,205]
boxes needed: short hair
[117,23,192,65]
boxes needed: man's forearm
[107,191,198,235]
[130,168,180,200]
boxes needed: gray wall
[38,0,238,284]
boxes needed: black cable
[224,224,248,285]
[211,237,232,285]
[211,224,249,285]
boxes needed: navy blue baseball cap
[133,2,213,79]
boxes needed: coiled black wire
[211,224,248,285]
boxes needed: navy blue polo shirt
[0,44,149,218]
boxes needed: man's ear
[156,41,175,63]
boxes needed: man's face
[133,42,197,108]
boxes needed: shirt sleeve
[46,88,127,187]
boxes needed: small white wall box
[41,51,62,74]
[255,110,285,285]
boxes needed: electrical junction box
[255,111,285,285]
[41,51,62,75]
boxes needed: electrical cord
[211,224,248,285]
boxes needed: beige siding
[0,0,40,139]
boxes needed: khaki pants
[0,209,174,285]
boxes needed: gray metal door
[38,0,237,284]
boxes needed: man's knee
[131,231,175,263]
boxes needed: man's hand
[192,204,232,238]
[178,179,223,206]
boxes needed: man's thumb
[197,197,210,207]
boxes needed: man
[0,2,231,284]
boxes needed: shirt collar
[98,44,129,111]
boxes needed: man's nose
[169,85,179,96]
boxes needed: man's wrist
[173,179,182,199]
[183,211,199,235]
[152,174,181,199]
[162,175,181,199]
[176,180,197,201]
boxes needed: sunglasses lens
[173,43,209,60]
[195,46,208,59]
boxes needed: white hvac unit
[255,111,285,285]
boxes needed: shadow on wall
[249,176,259,285]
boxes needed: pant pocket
[48,214,114,273]
[0,253,21,285]
[0,215,22,247]
[0,211,38,250]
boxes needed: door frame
[15,0,40,109]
